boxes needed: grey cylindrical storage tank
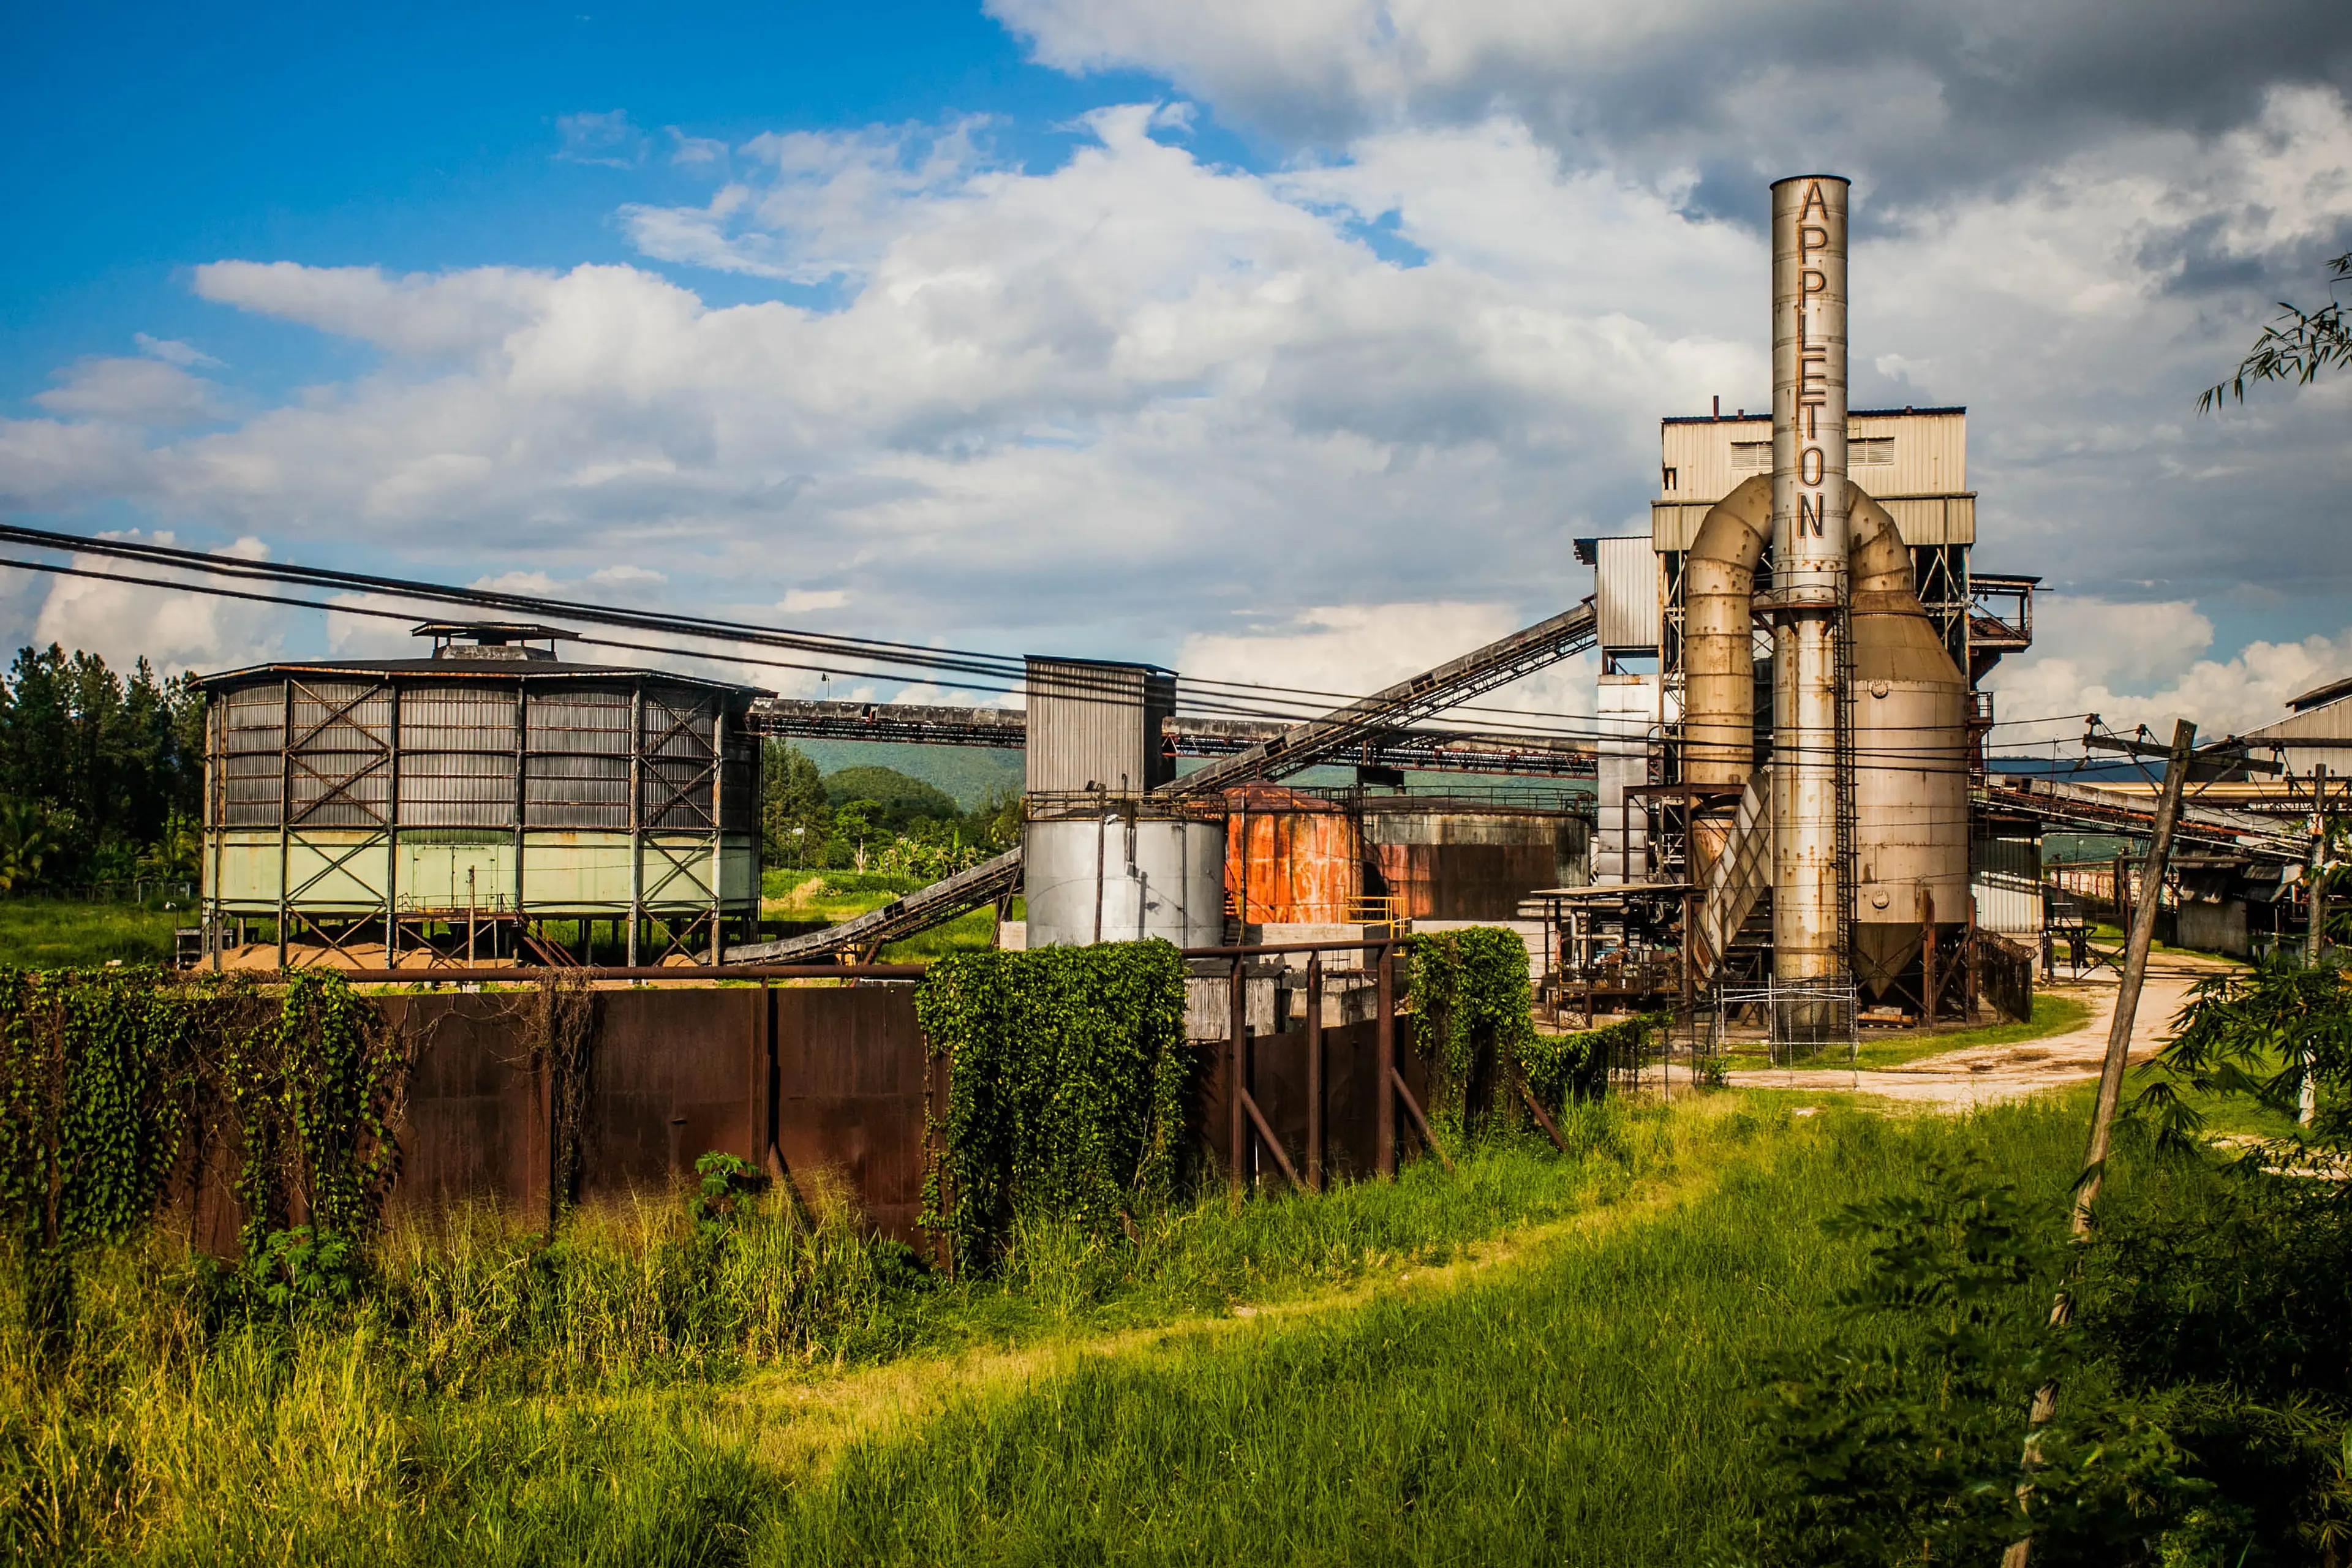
[1024,811,1226,948]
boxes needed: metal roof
[194,657,767,697]
[1660,405,1966,426]
[2288,674,2352,713]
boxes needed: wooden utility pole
[2012,720,2199,1568]
[2073,719,2195,1237]
[2304,763,2329,1123]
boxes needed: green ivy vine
[916,941,1193,1275]
[1408,929,1657,1140]
[0,968,407,1280]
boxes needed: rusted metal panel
[771,984,932,1242]
[576,988,763,1202]
[1224,784,1363,923]
[1200,1010,1423,1185]
[378,994,550,1220]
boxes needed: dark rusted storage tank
[1362,799,1589,920]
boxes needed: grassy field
[2,1087,2113,1564]
[0,897,185,967]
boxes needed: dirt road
[1724,952,2239,1109]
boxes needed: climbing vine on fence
[916,940,1193,1275]
[1409,929,1661,1140]
[0,968,407,1272]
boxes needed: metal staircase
[1694,766,1774,982]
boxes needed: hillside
[788,741,1022,809]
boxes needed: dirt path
[1727,952,2241,1109]
[712,1153,1733,1481]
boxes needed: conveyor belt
[722,846,1024,965]
[1159,601,1602,798]
[747,699,1597,778]
[1977,777,2304,861]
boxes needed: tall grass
[765,1097,2093,1566]
[0,1091,2103,1565]
[0,899,183,967]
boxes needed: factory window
[1853,437,1894,465]
[1661,466,1677,491]
[1730,440,1770,470]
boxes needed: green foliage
[689,1150,763,1239]
[0,968,197,1257]
[760,739,832,869]
[1409,927,1649,1140]
[822,766,960,829]
[2202,249,2352,411]
[916,942,1194,1275]
[1760,1140,2352,1565]
[0,969,405,1310]
[0,645,204,888]
[2130,956,2352,1148]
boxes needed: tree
[2201,250,2352,411]
[760,739,831,869]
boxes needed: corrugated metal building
[200,624,761,967]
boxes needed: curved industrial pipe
[1680,473,1774,788]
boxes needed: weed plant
[0,899,181,967]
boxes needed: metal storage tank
[1023,809,1226,948]
[1363,799,1590,920]
[1223,783,1363,924]
[200,622,762,967]
[1847,492,1972,996]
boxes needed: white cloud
[1988,595,2352,738]
[780,588,849,612]
[30,532,289,677]
[134,334,220,368]
[1180,602,1598,725]
[6,86,2351,720]
[34,356,222,425]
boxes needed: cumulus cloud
[1180,603,1598,726]
[5,73,2350,725]
[1988,596,2352,738]
[987,0,2352,214]
[34,356,222,425]
[31,533,287,676]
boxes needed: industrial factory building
[200,622,761,968]
[195,170,2316,1023]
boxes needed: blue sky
[2,0,2350,736]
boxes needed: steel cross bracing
[1157,602,1603,798]
[745,699,1599,778]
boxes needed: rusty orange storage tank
[1223,784,1363,924]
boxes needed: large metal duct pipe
[1846,486,1970,998]
[1768,175,1852,998]
[1679,473,1772,887]
[1681,474,1774,788]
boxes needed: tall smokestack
[1769,175,1851,990]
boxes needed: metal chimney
[1768,175,1852,988]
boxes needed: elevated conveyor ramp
[1160,601,1600,798]
[723,846,1023,965]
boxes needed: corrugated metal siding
[1970,831,2043,936]
[1595,536,1660,651]
[1026,657,1163,794]
[218,681,285,827]
[525,686,632,829]
[1653,412,1970,543]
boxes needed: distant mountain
[787,741,1023,810]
